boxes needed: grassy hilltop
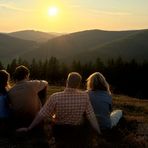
[0,86,147,148]
[47,86,148,148]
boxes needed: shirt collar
[64,87,78,92]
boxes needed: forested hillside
[0,56,147,99]
[76,29,148,62]
[1,29,148,64]
[20,29,140,62]
[0,33,38,63]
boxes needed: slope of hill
[0,33,38,63]
[1,29,148,64]
[20,29,140,61]
[8,30,61,42]
[0,86,147,147]
[76,29,148,62]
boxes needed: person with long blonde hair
[87,72,122,130]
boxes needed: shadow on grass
[93,117,147,148]
[0,117,147,148]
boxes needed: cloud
[90,9,132,16]
[68,4,132,16]
[70,5,81,8]
[0,3,34,12]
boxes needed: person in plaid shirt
[17,72,100,146]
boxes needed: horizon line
[0,27,148,34]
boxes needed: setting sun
[48,6,59,16]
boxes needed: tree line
[0,57,147,99]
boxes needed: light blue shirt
[88,90,112,129]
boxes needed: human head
[66,72,82,88]
[87,72,111,94]
[13,65,30,81]
[0,70,10,93]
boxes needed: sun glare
[48,7,58,16]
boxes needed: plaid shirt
[39,88,99,127]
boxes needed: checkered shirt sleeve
[38,94,56,117]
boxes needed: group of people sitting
[0,65,122,147]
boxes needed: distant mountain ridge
[0,33,38,64]
[20,29,146,62]
[72,29,148,63]
[0,29,148,64]
[8,30,62,42]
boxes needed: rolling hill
[8,30,61,43]
[20,29,141,62]
[1,29,148,64]
[74,29,148,63]
[0,33,38,64]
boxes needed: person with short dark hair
[13,65,30,81]
[87,72,122,131]
[17,72,100,147]
[8,65,48,128]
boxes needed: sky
[0,0,148,33]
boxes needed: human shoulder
[75,90,89,99]
[28,80,48,90]
[46,91,64,104]
[77,89,88,95]
[98,90,112,103]
[50,91,65,98]
[99,90,112,97]
[29,80,47,84]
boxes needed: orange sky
[0,0,148,33]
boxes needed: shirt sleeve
[38,94,56,118]
[85,94,100,133]
[31,80,48,92]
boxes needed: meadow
[0,86,147,148]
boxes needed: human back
[87,72,122,130]
[39,72,93,125]
[9,80,45,118]
[45,88,91,125]
[8,65,48,127]
[88,90,112,129]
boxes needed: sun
[48,6,58,16]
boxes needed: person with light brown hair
[17,72,100,147]
[87,72,122,130]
